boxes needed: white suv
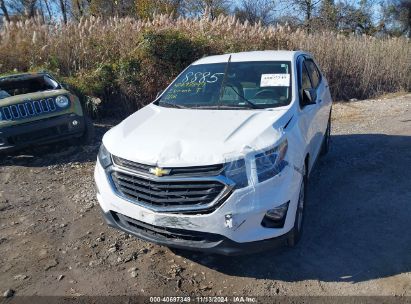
[94,51,332,255]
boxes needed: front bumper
[0,113,85,152]
[95,159,302,255]
[102,209,290,255]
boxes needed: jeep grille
[1,98,61,121]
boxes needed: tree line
[0,0,410,36]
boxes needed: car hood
[103,104,291,167]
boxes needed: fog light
[72,120,79,126]
[261,201,289,228]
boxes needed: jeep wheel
[77,116,95,145]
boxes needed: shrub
[142,30,196,72]
[0,15,409,117]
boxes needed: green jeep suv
[0,72,92,152]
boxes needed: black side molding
[283,115,293,130]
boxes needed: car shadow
[0,121,114,167]
[173,133,411,283]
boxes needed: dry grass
[0,15,410,115]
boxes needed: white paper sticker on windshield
[260,74,290,87]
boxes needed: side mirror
[302,89,317,106]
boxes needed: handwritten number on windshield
[182,72,225,84]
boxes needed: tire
[320,115,331,156]
[287,163,307,247]
[76,116,95,145]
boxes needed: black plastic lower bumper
[0,114,85,152]
[101,210,290,256]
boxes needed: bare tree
[25,0,38,18]
[380,0,411,37]
[182,0,231,19]
[234,0,276,25]
[332,0,375,34]
[0,0,10,21]
[83,0,137,18]
[135,0,184,18]
[42,0,53,20]
[291,0,322,31]
[58,0,68,23]
[70,0,88,20]
[397,0,411,37]
[317,0,338,30]
[5,0,39,18]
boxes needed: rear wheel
[287,163,307,247]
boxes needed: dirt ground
[0,94,410,298]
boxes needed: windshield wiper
[224,84,261,109]
[159,101,187,109]
[194,105,239,109]
[193,105,255,110]
[216,55,260,110]
[218,55,231,109]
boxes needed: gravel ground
[0,94,410,298]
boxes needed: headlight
[55,95,70,108]
[98,144,112,169]
[223,158,248,189]
[255,139,288,183]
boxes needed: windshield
[157,61,292,109]
[0,74,61,100]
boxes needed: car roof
[0,72,49,82]
[193,50,308,65]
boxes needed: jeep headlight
[224,158,248,189]
[98,144,112,169]
[255,139,288,183]
[55,95,70,108]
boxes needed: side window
[305,60,321,88]
[302,63,312,91]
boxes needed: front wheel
[320,115,331,156]
[74,116,95,146]
[287,164,307,247]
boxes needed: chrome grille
[111,171,225,206]
[1,98,59,121]
[109,158,233,213]
[112,155,224,177]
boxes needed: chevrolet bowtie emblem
[149,167,171,177]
